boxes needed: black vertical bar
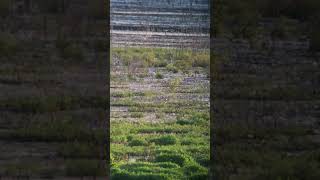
[210,0,214,179]
[106,0,111,178]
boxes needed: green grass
[111,47,209,179]
[111,112,210,179]
[150,135,178,146]
[111,161,208,180]
[128,136,148,146]
[130,112,144,118]
[112,47,209,72]
[112,162,182,180]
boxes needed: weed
[155,153,190,167]
[168,77,182,92]
[155,72,164,79]
[150,135,178,146]
[131,112,144,118]
[128,137,148,146]
[166,63,178,73]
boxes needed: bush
[166,63,178,73]
[156,162,180,169]
[176,112,209,126]
[130,112,144,118]
[193,53,210,68]
[155,153,189,166]
[155,72,164,79]
[128,137,147,146]
[154,60,168,67]
[150,135,178,146]
[174,60,192,72]
[183,162,208,177]
[168,77,182,92]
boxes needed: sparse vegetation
[150,135,178,146]
[155,72,164,79]
[111,47,210,179]
[112,48,209,72]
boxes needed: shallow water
[111,0,209,32]
[111,0,210,48]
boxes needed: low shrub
[111,135,127,143]
[176,112,209,126]
[150,135,178,146]
[183,162,208,177]
[112,48,210,73]
[128,137,148,146]
[130,112,144,118]
[154,60,168,67]
[166,63,178,73]
[155,72,164,79]
[156,162,180,169]
[174,60,192,71]
[168,77,182,92]
[155,153,190,166]
[193,53,210,68]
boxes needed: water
[111,0,210,48]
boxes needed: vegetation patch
[150,135,178,146]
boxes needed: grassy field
[110,47,210,179]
